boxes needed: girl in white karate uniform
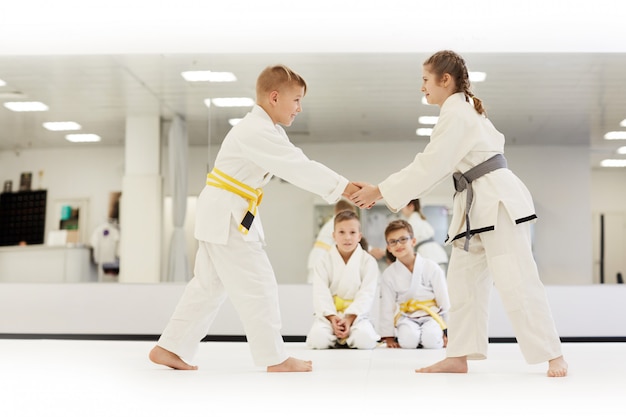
[149,65,359,373]
[306,210,380,349]
[379,220,450,349]
[350,50,568,377]
[400,199,448,272]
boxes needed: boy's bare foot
[547,356,568,377]
[415,356,468,374]
[149,345,198,370]
[267,357,313,373]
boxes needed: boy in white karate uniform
[149,65,359,372]
[306,210,380,349]
[379,220,450,349]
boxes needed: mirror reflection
[0,53,625,285]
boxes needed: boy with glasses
[379,220,450,349]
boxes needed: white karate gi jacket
[311,244,379,320]
[406,212,448,265]
[378,93,536,244]
[195,105,349,244]
[379,254,450,338]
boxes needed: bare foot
[267,357,313,373]
[149,345,198,370]
[415,356,468,374]
[547,356,568,377]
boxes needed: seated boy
[306,210,380,349]
[379,219,450,349]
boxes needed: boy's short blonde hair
[256,65,307,99]
[334,210,360,229]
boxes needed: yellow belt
[333,295,353,313]
[206,168,263,235]
[314,240,332,250]
[395,298,447,330]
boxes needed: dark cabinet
[0,190,47,246]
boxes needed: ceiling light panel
[4,101,48,111]
[182,71,236,82]
[209,97,255,107]
[604,131,626,140]
[43,121,81,131]
[65,134,101,143]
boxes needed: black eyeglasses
[386,236,412,247]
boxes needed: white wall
[1,141,622,286]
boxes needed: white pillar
[119,116,162,283]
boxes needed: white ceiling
[1,1,626,169]
[1,52,625,169]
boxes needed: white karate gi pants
[445,204,563,364]
[396,316,444,349]
[157,220,288,367]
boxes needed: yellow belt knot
[395,298,447,330]
[333,295,353,313]
[206,168,263,235]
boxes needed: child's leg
[306,317,336,349]
[396,318,420,349]
[419,318,444,349]
[152,243,228,367]
[347,319,379,349]
[207,225,309,371]
[481,205,566,376]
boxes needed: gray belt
[453,153,507,251]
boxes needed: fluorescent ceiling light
[418,116,438,125]
[469,71,487,82]
[228,118,242,126]
[620,119,626,127]
[4,101,48,111]
[208,97,255,107]
[604,131,626,140]
[600,159,626,168]
[617,146,626,155]
[43,121,81,131]
[416,128,433,136]
[181,71,236,82]
[65,133,101,143]
[0,79,6,86]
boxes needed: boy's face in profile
[333,218,362,255]
[271,84,304,127]
[386,228,417,260]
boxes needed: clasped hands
[342,181,382,209]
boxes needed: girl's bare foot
[149,345,198,370]
[547,356,568,377]
[267,357,313,372]
[415,356,468,373]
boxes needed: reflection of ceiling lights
[181,71,236,82]
[617,147,626,155]
[418,116,438,125]
[604,131,626,140]
[205,97,254,107]
[620,119,626,127]
[600,159,626,168]
[416,128,433,136]
[4,101,48,111]
[0,78,6,86]
[469,71,487,82]
[65,134,101,143]
[43,121,81,131]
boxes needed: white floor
[1,340,623,417]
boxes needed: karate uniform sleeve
[311,253,338,317]
[344,255,379,318]
[239,121,348,204]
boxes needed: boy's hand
[342,182,361,199]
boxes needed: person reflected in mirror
[379,220,449,350]
[349,50,567,377]
[149,64,360,373]
[306,210,380,349]
[401,199,448,273]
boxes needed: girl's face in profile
[421,66,451,107]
